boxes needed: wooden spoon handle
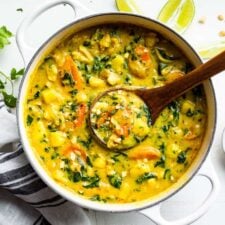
[139,50,225,122]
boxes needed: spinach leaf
[33,91,40,99]
[168,100,180,122]
[177,151,187,164]
[69,171,82,182]
[86,156,93,167]
[83,175,100,188]
[136,172,157,184]
[26,115,33,126]
[108,173,122,189]
[92,56,110,73]
[163,168,171,180]
[154,155,165,168]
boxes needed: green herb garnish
[2,91,17,107]
[0,69,24,107]
[0,26,12,49]
[10,68,25,80]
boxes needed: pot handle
[139,159,220,225]
[16,0,92,66]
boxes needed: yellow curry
[24,24,206,203]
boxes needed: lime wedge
[157,0,182,23]
[115,0,141,13]
[198,43,225,60]
[175,0,195,32]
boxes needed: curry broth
[24,24,206,203]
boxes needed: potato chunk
[42,89,61,104]
[111,55,124,73]
[49,131,66,147]
[89,76,106,88]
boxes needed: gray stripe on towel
[9,179,47,195]
[0,147,23,163]
[0,164,34,184]
[27,195,63,206]
[36,200,67,209]
[3,173,37,188]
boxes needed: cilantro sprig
[0,68,24,108]
[0,26,12,49]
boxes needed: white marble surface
[1,0,225,224]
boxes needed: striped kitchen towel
[0,102,90,225]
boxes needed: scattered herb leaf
[2,91,17,107]
[0,26,12,49]
[10,68,25,80]
[0,69,24,108]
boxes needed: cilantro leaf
[10,68,25,80]
[2,91,17,107]
[0,26,12,49]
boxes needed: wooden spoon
[89,50,225,150]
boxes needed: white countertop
[1,0,225,224]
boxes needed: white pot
[16,1,220,224]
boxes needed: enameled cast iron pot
[16,0,220,224]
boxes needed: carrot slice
[141,52,151,61]
[71,61,82,89]
[63,55,83,89]
[74,103,87,127]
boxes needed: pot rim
[17,12,217,212]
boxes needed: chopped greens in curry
[24,24,206,203]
